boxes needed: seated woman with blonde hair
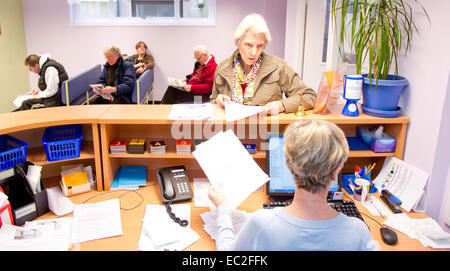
[208,120,377,251]
[210,13,317,115]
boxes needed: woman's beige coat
[210,50,316,113]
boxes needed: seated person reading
[91,46,136,104]
[208,120,377,251]
[161,45,217,104]
[210,13,316,115]
[132,41,154,79]
[15,53,68,111]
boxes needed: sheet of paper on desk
[193,129,269,209]
[70,198,122,244]
[0,217,72,251]
[168,103,212,120]
[384,214,450,249]
[138,204,199,251]
[373,157,429,212]
[225,102,264,122]
[200,209,248,240]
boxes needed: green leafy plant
[330,0,429,81]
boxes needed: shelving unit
[0,106,110,190]
[98,105,409,190]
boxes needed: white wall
[397,0,450,228]
[22,0,287,100]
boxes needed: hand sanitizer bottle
[342,75,363,116]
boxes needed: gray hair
[194,45,209,55]
[103,45,121,56]
[233,13,272,47]
[283,120,349,193]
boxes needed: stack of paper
[384,213,450,249]
[138,204,200,250]
[200,209,248,240]
[193,129,269,209]
[111,165,147,190]
[0,217,72,251]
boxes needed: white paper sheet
[168,103,212,120]
[193,178,214,208]
[193,130,269,209]
[0,218,72,251]
[225,102,264,122]
[70,198,122,244]
[200,209,248,240]
[138,204,200,251]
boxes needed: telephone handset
[157,166,193,203]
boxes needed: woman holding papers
[210,13,316,115]
[208,120,377,251]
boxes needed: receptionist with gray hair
[208,120,377,251]
[91,45,136,104]
[210,13,317,115]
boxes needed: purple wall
[22,0,287,100]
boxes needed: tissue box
[357,126,396,153]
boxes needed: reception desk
[3,105,436,251]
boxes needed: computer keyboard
[263,200,365,222]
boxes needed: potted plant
[330,0,429,117]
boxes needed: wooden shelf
[108,150,266,159]
[27,141,95,166]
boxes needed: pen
[367,163,376,174]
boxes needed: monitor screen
[266,134,339,199]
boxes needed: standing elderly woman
[132,41,155,78]
[208,120,377,251]
[210,13,316,115]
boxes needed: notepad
[62,171,88,187]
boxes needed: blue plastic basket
[41,124,83,162]
[0,135,29,171]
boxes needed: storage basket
[0,135,29,171]
[41,124,83,162]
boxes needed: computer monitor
[265,134,340,201]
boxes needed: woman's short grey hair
[103,45,121,56]
[233,13,272,47]
[283,120,349,193]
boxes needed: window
[68,0,215,26]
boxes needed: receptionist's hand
[208,184,226,207]
[264,101,285,116]
[217,94,232,108]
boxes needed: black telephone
[157,166,193,203]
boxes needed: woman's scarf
[231,54,262,104]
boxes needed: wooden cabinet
[0,106,109,190]
[98,105,409,190]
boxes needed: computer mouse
[380,227,398,245]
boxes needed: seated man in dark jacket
[92,46,136,104]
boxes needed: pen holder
[342,170,377,196]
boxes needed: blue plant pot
[362,75,408,111]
